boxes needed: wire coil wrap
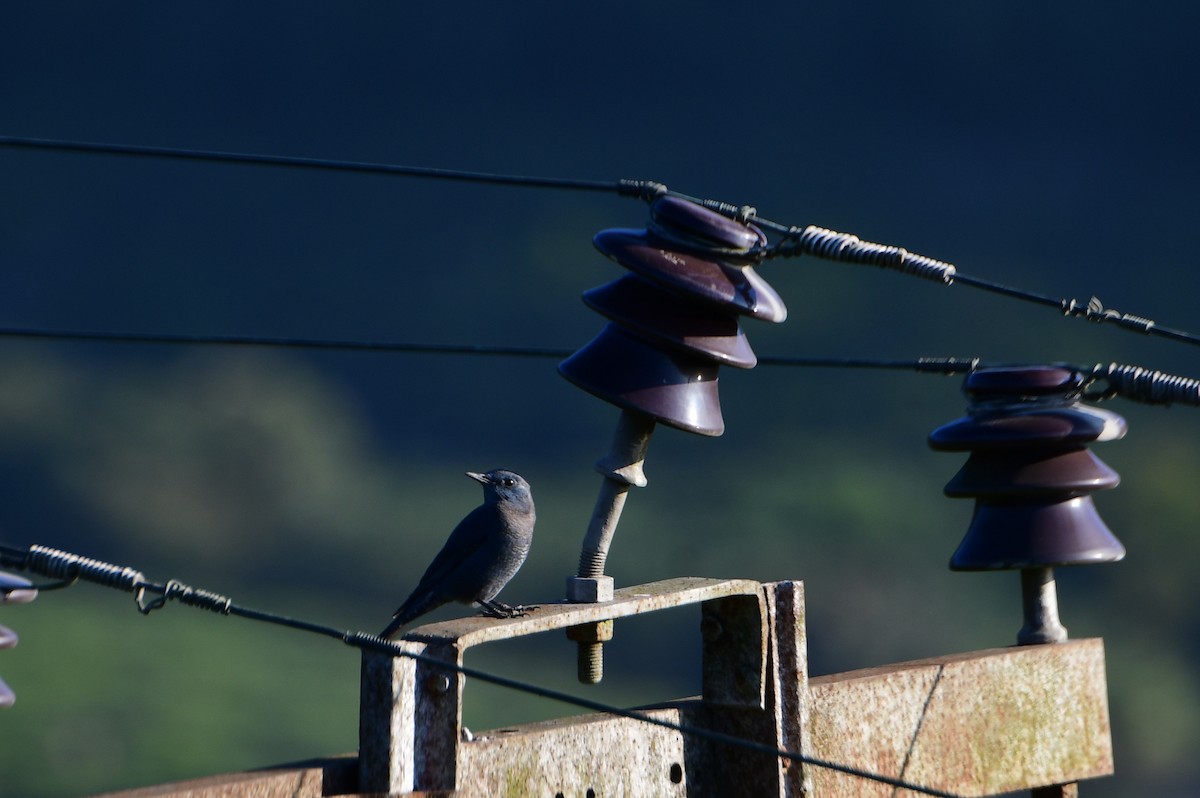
[616,178,668,201]
[774,225,957,284]
[1103,363,1200,407]
[26,545,146,592]
[1063,297,1156,333]
[144,580,233,615]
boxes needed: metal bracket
[358,577,772,795]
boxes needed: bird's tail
[380,591,447,639]
[379,615,407,640]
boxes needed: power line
[0,325,572,359]
[5,134,1199,351]
[0,134,665,198]
[6,324,1200,408]
[0,542,964,798]
[0,323,984,375]
[761,226,1200,348]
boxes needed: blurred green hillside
[2,332,1198,796]
[3,2,1200,796]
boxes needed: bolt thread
[577,641,604,684]
[576,549,607,580]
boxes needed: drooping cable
[5,134,1199,349]
[0,134,673,199]
[0,325,573,359]
[0,323,985,374]
[757,223,1200,347]
[0,542,963,798]
[7,321,1200,407]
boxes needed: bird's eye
[502,478,515,487]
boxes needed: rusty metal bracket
[358,577,769,795]
[101,577,1113,797]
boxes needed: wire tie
[135,580,167,615]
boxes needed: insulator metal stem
[575,410,656,580]
[1017,567,1068,645]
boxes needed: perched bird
[381,469,536,638]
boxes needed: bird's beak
[466,471,490,484]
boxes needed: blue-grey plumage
[381,469,535,638]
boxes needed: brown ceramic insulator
[582,275,757,369]
[929,365,1127,571]
[949,498,1124,570]
[963,364,1085,397]
[592,228,787,323]
[943,448,1119,498]
[930,406,1126,450]
[558,324,725,436]
[647,195,763,253]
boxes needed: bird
[380,469,536,638]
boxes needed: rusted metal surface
[401,577,763,648]
[457,706,689,797]
[700,593,767,708]
[106,578,1115,797]
[765,581,812,797]
[806,638,1113,797]
[89,756,358,798]
[359,639,423,795]
[450,581,785,798]
[669,582,807,798]
[412,642,463,793]
[360,578,767,796]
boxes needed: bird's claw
[479,601,540,619]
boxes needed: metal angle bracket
[357,577,779,796]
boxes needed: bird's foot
[479,600,539,619]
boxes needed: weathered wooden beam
[806,638,1113,797]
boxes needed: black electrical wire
[757,354,980,374]
[1089,362,1200,406]
[757,224,1200,348]
[7,323,1200,408]
[0,542,963,798]
[0,134,671,199]
[0,325,573,359]
[6,134,1200,352]
[0,324,986,374]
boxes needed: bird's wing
[395,504,495,609]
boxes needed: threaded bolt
[566,620,614,685]
[577,641,604,684]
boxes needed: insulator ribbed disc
[582,275,757,368]
[558,324,725,436]
[949,497,1127,570]
[593,229,787,323]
